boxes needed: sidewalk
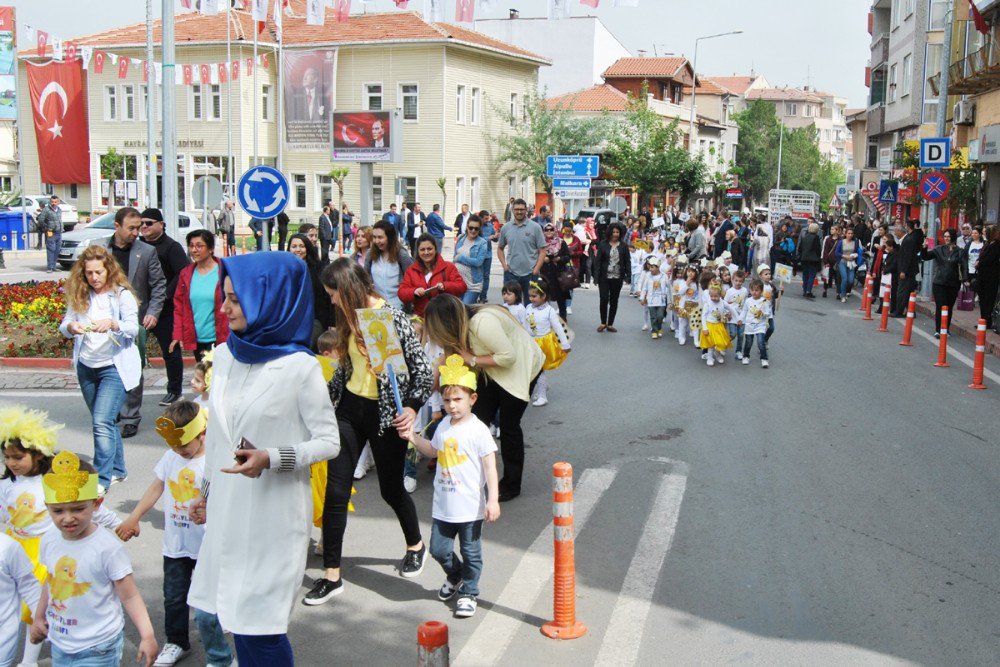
[0,366,170,391]
[913,300,1000,356]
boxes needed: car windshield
[88,213,116,230]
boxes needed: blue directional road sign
[919,137,952,169]
[237,165,289,219]
[552,177,592,189]
[878,179,898,204]
[546,155,600,178]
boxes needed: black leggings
[598,278,624,326]
[322,391,422,569]
[471,374,538,496]
[932,283,960,333]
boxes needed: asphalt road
[2,278,998,666]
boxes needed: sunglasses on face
[141,219,159,227]
[467,226,481,231]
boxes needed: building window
[43,183,54,195]
[292,173,306,209]
[892,0,901,28]
[191,84,203,119]
[455,177,466,210]
[140,85,162,121]
[470,177,480,211]
[317,174,333,209]
[104,85,117,121]
[399,83,418,121]
[866,141,879,169]
[262,84,272,121]
[123,84,135,121]
[372,176,383,212]
[69,183,78,199]
[928,0,947,29]
[456,85,466,124]
[400,176,417,204]
[901,54,912,96]
[471,87,481,125]
[508,176,517,200]
[922,43,942,122]
[521,176,531,199]
[364,83,383,111]
[0,176,11,190]
[784,102,797,116]
[805,104,814,117]
[210,85,221,120]
[509,93,519,126]
[888,63,898,102]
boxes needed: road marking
[455,466,617,666]
[595,472,687,666]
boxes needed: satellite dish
[610,196,627,215]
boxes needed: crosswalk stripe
[594,472,688,666]
[455,466,618,666]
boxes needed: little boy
[116,401,233,667]
[640,256,671,339]
[402,355,499,619]
[725,270,749,358]
[757,264,781,343]
[32,452,158,666]
[738,279,773,368]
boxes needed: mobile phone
[236,437,257,451]
[234,437,256,464]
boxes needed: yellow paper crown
[155,409,208,449]
[0,405,63,458]
[439,354,477,391]
[43,451,99,504]
[200,346,215,393]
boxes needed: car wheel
[63,224,75,232]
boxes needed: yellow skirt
[536,331,568,371]
[310,462,354,528]
[7,531,45,623]
[702,321,732,351]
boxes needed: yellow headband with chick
[155,409,208,449]
[43,451,99,504]
[439,354,477,391]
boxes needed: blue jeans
[801,263,819,295]
[46,232,61,270]
[233,634,293,667]
[648,305,666,331]
[51,631,123,666]
[461,290,480,305]
[727,322,745,352]
[430,519,484,596]
[76,363,127,489]
[765,317,775,343]
[164,557,232,664]
[503,271,534,306]
[480,253,493,302]
[742,332,768,361]
[837,261,855,298]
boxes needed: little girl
[701,281,738,366]
[501,280,527,328]
[628,243,648,296]
[525,278,571,407]
[672,261,693,343]
[189,352,212,409]
[677,266,701,347]
[637,256,653,332]
[725,270,749,359]
[697,270,716,359]
[0,406,121,667]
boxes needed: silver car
[58,210,205,268]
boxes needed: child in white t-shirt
[0,533,40,667]
[403,355,499,620]
[31,452,157,665]
[639,256,671,338]
[116,401,233,667]
[501,281,527,328]
[725,270,750,358]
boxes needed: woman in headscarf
[187,253,340,667]
[539,222,571,320]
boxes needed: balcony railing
[948,37,1000,95]
[871,32,890,67]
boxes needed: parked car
[3,195,80,232]
[58,210,204,269]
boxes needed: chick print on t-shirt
[438,438,468,470]
[8,491,46,532]
[168,468,200,510]
[49,555,91,612]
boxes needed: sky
[10,0,873,108]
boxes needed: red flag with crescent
[334,0,351,23]
[36,31,48,58]
[117,57,129,79]
[183,64,193,85]
[231,60,240,81]
[217,62,228,83]
[26,61,90,184]
[200,63,211,84]
[93,51,105,74]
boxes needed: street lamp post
[688,31,743,155]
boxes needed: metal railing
[871,32,890,66]
[948,37,1000,95]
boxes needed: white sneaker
[353,455,374,480]
[641,324,649,331]
[532,396,548,407]
[566,306,572,314]
[761,360,769,368]
[742,357,750,365]
[669,324,676,331]
[403,476,417,493]
[701,352,708,360]
[489,424,499,437]
[678,337,686,346]
[455,594,478,618]
[716,351,725,364]
[736,351,743,360]
[706,356,715,367]
[154,643,189,667]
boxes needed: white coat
[188,344,340,635]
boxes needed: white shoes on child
[736,351,743,360]
[532,396,548,407]
[761,360,769,368]
[404,476,417,493]
[742,357,750,365]
[153,644,189,667]
[354,445,375,480]
[641,324,649,331]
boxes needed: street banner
[548,0,571,19]
[283,48,337,152]
[0,7,15,121]
[332,110,393,161]
[455,0,474,22]
[423,0,444,22]
[26,60,90,184]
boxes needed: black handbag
[557,265,581,292]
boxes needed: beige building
[745,86,852,170]
[17,5,547,225]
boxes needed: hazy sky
[11,0,873,107]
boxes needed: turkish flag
[246,57,254,76]
[581,0,600,6]
[231,60,240,81]
[94,51,105,74]
[36,31,48,58]
[142,60,148,82]
[261,53,269,69]
[217,62,228,83]
[334,0,350,23]
[970,0,990,35]
[66,43,78,62]
[182,64,193,85]
[455,0,474,22]
[26,61,90,184]
[118,57,129,79]
[199,63,210,84]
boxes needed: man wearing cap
[36,195,64,272]
[140,208,191,406]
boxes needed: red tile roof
[705,76,756,95]
[603,57,689,79]
[682,79,729,96]
[20,4,548,64]
[746,87,823,103]
[547,84,631,112]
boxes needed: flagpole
[226,0,233,202]
[276,10,283,176]
[146,0,157,209]
[253,21,258,167]
[162,0,178,240]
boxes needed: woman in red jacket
[398,233,466,317]
[171,230,228,361]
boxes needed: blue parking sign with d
[919,137,951,169]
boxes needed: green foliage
[490,88,607,196]
[733,100,780,206]
[946,153,980,219]
[99,148,136,181]
[328,166,350,205]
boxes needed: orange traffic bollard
[541,462,587,640]
[417,621,449,666]
[969,319,988,390]
[877,284,891,332]
[862,277,874,321]
[899,292,916,346]
[934,306,950,368]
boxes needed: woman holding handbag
[562,223,584,315]
[920,228,967,337]
[539,222,572,321]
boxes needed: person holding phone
[186,252,340,666]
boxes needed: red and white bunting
[456,0,474,22]
[334,0,351,23]
[580,0,600,7]
[307,0,326,25]
[35,30,48,57]
[117,57,129,79]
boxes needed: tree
[947,153,981,219]
[490,88,607,199]
[602,84,705,209]
[328,166,349,255]
[99,148,136,181]
[733,100,781,207]
[436,177,447,219]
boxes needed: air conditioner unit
[955,100,976,126]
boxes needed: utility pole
[776,116,784,190]
[145,0,157,209]
[923,0,953,298]
[161,0,177,240]
[226,0,233,201]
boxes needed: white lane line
[455,466,618,666]
[594,472,687,667]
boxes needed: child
[757,264,781,344]
[701,281,737,366]
[402,355,499,619]
[639,256,671,339]
[189,357,211,410]
[501,280,527,329]
[628,243,648,296]
[725,270,749,359]
[675,263,698,345]
[718,265,732,289]
[0,532,40,667]
[696,270,715,358]
[1,406,121,667]
[637,256,652,332]
[738,278,773,368]
[31,452,157,665]
[525,278,571,407]
[116,402,233,667]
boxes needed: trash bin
[0,210,28,251]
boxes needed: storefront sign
[979,125,1000,163]
[123,139,205,149]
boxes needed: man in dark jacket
[893,220,921,317]
[798,223,823,298]
[724,228,747,270]
[318,206,334,262]
[36,196,63,272]
[139,208,190,405]
[276,211,290,251]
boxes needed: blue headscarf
[219,253,315,364]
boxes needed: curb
[0,356,198,369]
[913,302,1000,358]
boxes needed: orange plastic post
[899,292,916,346]
[969,319,988,389]
[934,306,950,368]
[877,284,891,332]
[417,621,449,667]
[541,462,587,640]
[862,277,874,321]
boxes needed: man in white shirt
[454,204,471,237]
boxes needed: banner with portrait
[282,48,337,152]
[332,110,394,162]
[0,7,16,121]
